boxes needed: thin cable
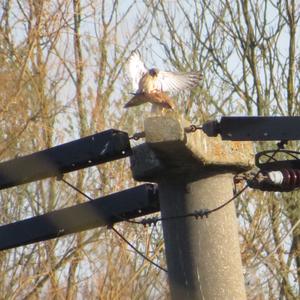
[114,185,246,227]
[191,146,283,216]
[111,226,168,273]
[203,185,248,215]
[59,177,94,201]
[120,184,247,227]
[59,177,166,272]
[59,177,167,273]
[125,188,245,227]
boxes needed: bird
[124,51,203,113]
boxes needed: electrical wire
[110,226,168,273]
[123,187,247,227]
[58,176,94,201]
[206,185,248,214]
[58,138,286,273]
[59,176,167,273]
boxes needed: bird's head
[149,68,159,77]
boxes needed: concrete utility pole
[130,116,253,300]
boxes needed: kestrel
[124,51,203,112]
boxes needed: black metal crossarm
[202,116,300,141]
[0,129,132,190]
[0,183,159,251]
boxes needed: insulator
[248,169,300,191]
[266,169,300,189]
[280,169,300,189]
[267,171,284,185]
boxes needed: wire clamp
[194,209,210,219]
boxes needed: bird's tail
[124,94,148,108]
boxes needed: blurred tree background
[0,0,299,299]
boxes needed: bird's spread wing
[155,71,202,93]
[127,51,147,91]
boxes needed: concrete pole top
[130,116,254,182]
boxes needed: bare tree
[0,0,167,298]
